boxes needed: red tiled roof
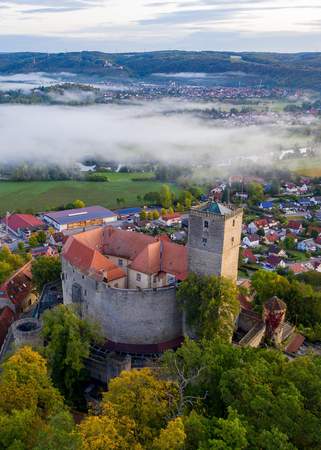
[242,248,256,263]
[288,221,302,230]
[255,219,268,228]
[4,214,43,232]
[63,226,188,280]
[63,235,125,282]
[266,234,278,243]
[286,334,305,353]
[239,294,253,311]
[161,240,187,278]
[288,263,309,274]
[103,227,156,261]
[162,213,182,221]
[131,242,161,274]
[0,262,33,314]
[266,255,283,267]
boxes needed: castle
[61,202,243,353]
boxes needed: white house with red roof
[3,214,44,238]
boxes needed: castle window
[202,237,207,245]
[204,220,209,229]
[232,237,235,244]
[118,259,123,266]
[233,219,236,227]
[136,273,141,282]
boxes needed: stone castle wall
[62,258,182,345]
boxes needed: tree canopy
[31,256,61,292]
[0,347,80,450]
[42,305,99,407]
[251,269,321,340]
[177,274,240,342]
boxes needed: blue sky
[1,0,321,53]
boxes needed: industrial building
[43,205,117,232]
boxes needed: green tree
[72,199,85,209]
[209,407,248,450]
[42,305,99,407]
[144,192,161,205]
[152,210,160,220]
[270,179,281,196]
[140,210,147,221]
[283,236,296,250]
[247,182,264,205]
[104,368,178,445]
[153,417,186,450]
[177,274,239,342]
[37,230,47,245]
[160,185,172,209]
[79,401,140,450]
[32,256,61,292]
[0,347,79,450]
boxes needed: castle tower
[187,201,243,281]
[263,296,287,346]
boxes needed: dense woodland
[2,272,321,449]
[1,51,321,89]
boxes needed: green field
[0,172,178,214]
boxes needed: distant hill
[1,50,321,89]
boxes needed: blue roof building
[259,201,274,210]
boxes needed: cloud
[0,100,312,171]
[1,0,321,52]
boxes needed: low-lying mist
[0,99,316,171]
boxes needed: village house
[264,231,279,244]
[242,248,258,264]
[31,245,58,258]
[287,263,310,275]
[160,212,182,227]
[243,234,260,248]
[259,201,274,210]
[0,262,36,315]
[288,220,303,235]
[268,245,287,258]
[265,255,286,270]
[3,213,44,238]
[297,239,318,253]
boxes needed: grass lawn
[0,172,179,214]
[287,250,309,262]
